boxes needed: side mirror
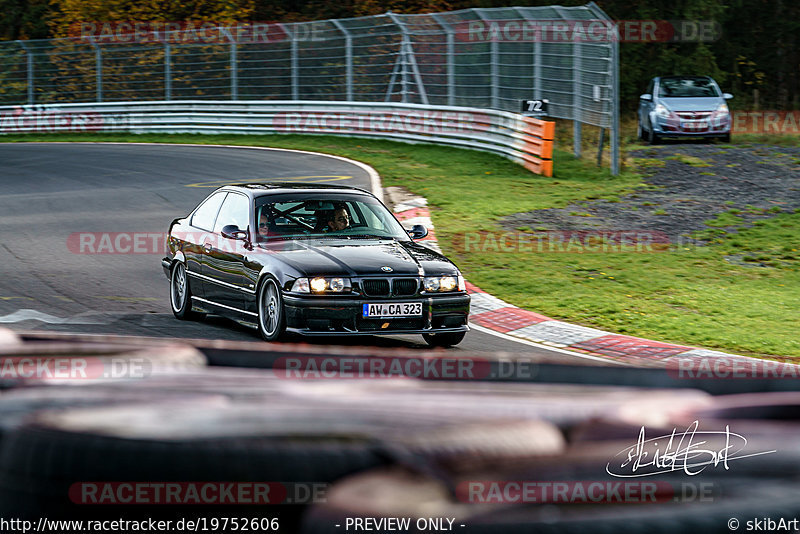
[407,224,428,240]
[640,94,653,101]
[221,224,248,240]
[723,93,733,100]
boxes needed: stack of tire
[301,390,800,533]
[2,326,799,533]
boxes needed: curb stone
[388,190,783,367]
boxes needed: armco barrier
[0,101,555,177]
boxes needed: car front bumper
[651,112,730,137]
[283,293,470,336]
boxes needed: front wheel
[422,331,466,348]
[170,262,202,320]
[257,278,286,341]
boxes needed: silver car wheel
[171,263,187,313]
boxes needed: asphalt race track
[0,143,599,359]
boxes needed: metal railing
[0,100,556,176]
[0,3,618,173]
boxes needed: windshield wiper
[346,234,397,240]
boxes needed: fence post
[331,20,352,101]
[611,34,620,175]
[164,41,172,100]
[16,40,34,105]
[573,40,582,159]
[88,37,103,102]
[230,37,238,100]
[431,14,454,106]
[290,27,299,100]
[474,10,499,109]
[386,12,428,105]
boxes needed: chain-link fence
[0,3,619,173]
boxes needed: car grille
[362,279,390,297]
[676,111,712,120]
[392,278,418,296]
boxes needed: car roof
[218,182,374,198]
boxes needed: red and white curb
[391,192,767,366]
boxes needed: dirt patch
[502,143,800,243]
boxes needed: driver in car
[257,210,271,239]
[327,205,351,231]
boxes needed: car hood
[659,97,722,112]
[257,238,458,277]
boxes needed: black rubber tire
[301,467,800,534]
[170,261,202,320]
[648,123,661,145]
[257,277,286,341]
[721,132,731,143]
[0,402,390,522]
[422,331,466,348]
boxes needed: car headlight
[716,102,729,115]
[291,277,350,293]
[655,103,670,118]
[424,275,464,292]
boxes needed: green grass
[665,153,713,167]
[2,132,799,359]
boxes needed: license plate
[362,302,422,317]
[682,121,708,130]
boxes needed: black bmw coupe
[162,183,470,346]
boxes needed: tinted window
[254,195,409,241]
[646,79,655,96]
[191,192,226,231]
[658,77,720,98]
[213,192,250,234]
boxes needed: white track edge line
[469,324,630,365]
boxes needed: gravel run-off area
[502,143,800,250]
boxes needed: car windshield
[254,194,411,242]
[658,77,720,98]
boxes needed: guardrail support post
[88,37,103,102]
[331,20,352,101]
[16,40,34,105]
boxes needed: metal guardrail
[0,3,618,174]
[0,100,556,176]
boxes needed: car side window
[191,192,227,231]
[647,79,655,96]
[213,192,250,234]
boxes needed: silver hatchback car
[638,76,733,143]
